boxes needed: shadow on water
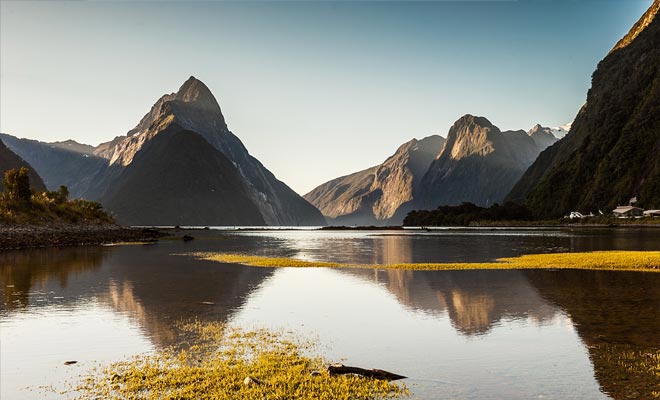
[0,246,109,311]
[525,270,660,400]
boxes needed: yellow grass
[193,251,660,273]
[71,321,408,400]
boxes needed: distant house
[643,209,660,217]
[612,206,643,218]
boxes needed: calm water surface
[1,228,659,399]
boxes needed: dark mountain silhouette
[0,134,107,198]
[0,138,46,193]
[506,1,660,216]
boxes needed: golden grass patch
[193,251,660,273]
[71,321,408,400]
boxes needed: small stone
[243,376,261,386]
[63,361,77,365]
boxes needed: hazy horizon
[0,0,652,195]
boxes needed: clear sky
[0,0,652,195]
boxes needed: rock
[63,360,77,365]
[182,235,194,242]
[243,376,261,386]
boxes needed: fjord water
[1,228,659,399]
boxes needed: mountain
[528,124,559,150]
[100,123,264,226]
[417,115,545,208]
[0,139,47,193]
[304,135,445,225]
[549,123,572,139]
[506,1,660,216]
[93,76,324,226]
[0,134,107,199]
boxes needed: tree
[58,185,69,202]
[2,167,32,202]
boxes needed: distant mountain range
[3,0,655,225]
[304,135,445,225]
[2,77,325,226]
[0,139,46,193]
[306,116,557,225]
[507,0,660,217]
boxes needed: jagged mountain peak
[442,115,500,160]
[451,114,496,132]
[527,124,557,139]
[528,124,544,134]
[174,76,223,115]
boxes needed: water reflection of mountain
[0,244,272,348]
[352,268,557,336]
[0,247,108,311]
[98,246,273,347]
[341,234,557,335]
[526,270,660,400]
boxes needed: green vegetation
[403,201,660,226]
[0,167,113,224]
[72,321,408,400]
[193,251,660,273]
[403,202,534,226]
[506,3,660,218]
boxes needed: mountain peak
[529,124,544,134]
[174,76,222,114]
[453,114,494,130]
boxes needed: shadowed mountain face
[507,1,660,216]
[101,123,264,226]
[304,135,445,226]
[1,134,106,198]
[96,77,325,226]
[0,139,46,193]
[417,115,544,208]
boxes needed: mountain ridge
[506,0,660,216]
[305,135,445,225]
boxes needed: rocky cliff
[304,135,445,225]
[506,1,660,216]
[418,115,543,208]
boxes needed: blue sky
[0,0,652,194]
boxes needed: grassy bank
[192,251,660,273]
[71,321,408,400]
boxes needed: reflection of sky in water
[2,228,659,399]
[227,227,660,264]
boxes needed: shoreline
[0,223,162,251]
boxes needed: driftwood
[327,363,406,381]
